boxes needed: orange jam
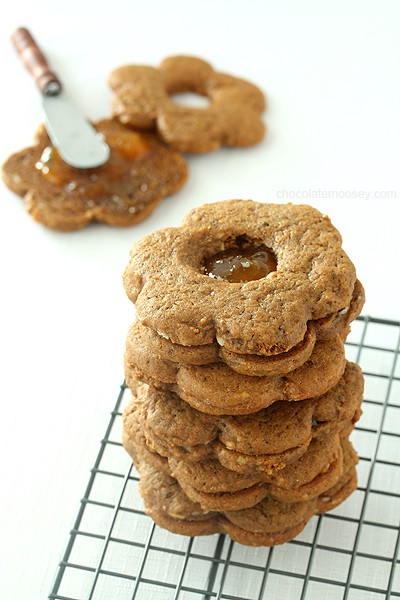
[203,246,277,283]
[35,130,150,198]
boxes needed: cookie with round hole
[109,55,266,153]
[124,200,364,357]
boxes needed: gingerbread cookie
[134,442,358,546]
[123,362,363,475]
[125,333,347,415]
[123,201,364,358]
[109,56,266,153]
[2,118,188,231]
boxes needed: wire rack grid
[48,316,400,600]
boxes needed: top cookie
[123,200,362,355]
[109,56,266,153]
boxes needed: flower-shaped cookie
[123,362,363,474]
[2,118,188,231]
[124,200,363,357]
[125,408,345,511]
[109,56,266,153]
[132,438,358,546]
[125,330,347,415]
[131,279,363,378]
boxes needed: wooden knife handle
[11,27,62,95]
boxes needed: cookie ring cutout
[123,200,362,356]
[109,56,266,153]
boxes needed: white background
[0,2,399,599]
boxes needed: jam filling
[204,244,277,283]
[35,129,150,197]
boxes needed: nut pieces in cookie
[109,56,266,153]
[134,439,358,546]
[2,118,188,231]
[125,333,347,415]
[123,362,363,474]
[123,200,364,357]
[125,409,346,511]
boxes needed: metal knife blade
[42,91,110,169]
[11,28,110,169]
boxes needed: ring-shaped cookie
[109,56,266,153]
[124,200,363,358]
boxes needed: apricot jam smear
[35,129,150,197]
[204,245,277,283]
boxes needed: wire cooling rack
[48,316,400,600]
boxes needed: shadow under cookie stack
[122,200,365,546]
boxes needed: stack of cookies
[122,200,365,546]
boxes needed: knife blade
[11,27,110,169]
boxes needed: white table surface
[0,2,399,599]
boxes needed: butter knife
[11,27,110,169]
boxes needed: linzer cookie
[125,332,346,415]
[2,118,188,231]
[129,279,364,378]
[123,200,364,357]
[109,56,266,153]
[122,199,365,546]
[124,406,347,511]
[123,363,363,474]
[133,441,358,547]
